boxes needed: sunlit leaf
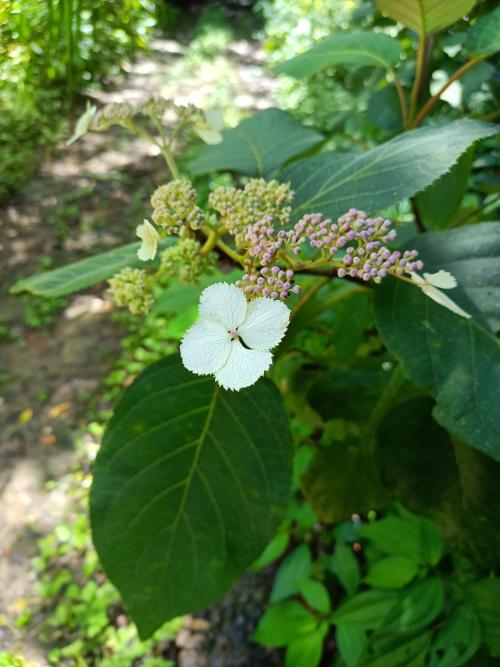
[276,31,401,79]
[284,120,498,223]
[11,239,175,297]
[375,0,476,36]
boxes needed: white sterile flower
[67,102,97,145]
[194,109,224,144]
[136,219,160,261]
[410,270,471,319]
[180,283,290,390]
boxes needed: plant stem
[451,194,500,227]
[478,108,500,123]
[411,199,426,233]
[215,239,246,267]
[409,33,428,121]
[200,228,218,255]
[390,69,408,129]
[154,119,181,179]
[411,56,485,128]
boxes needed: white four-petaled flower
[136,219,160,261]
[410,270,471,319]
[180,283,290,390]
[193,109,224,145]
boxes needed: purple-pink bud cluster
[291,209,423,282]
[236,266,301,301]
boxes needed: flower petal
[204,109,225,132]
[238,297,290,351]
[214,341,272,391]
[136,220,159,261]
[180,320,231,375]
[422,285,471,319]
[195,127,223,145]
[423,270,457,290]
[199,283,247,331]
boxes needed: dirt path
[0,23,278,665]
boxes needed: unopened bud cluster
[209,179,292,246]
[151,180,205,233]
[108,268,153,315]
[91,102,136,130]
[236,266,301,300]
[291,209,423,282]
[160,238,216,283]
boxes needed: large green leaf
[90,355,293,638]
[467,6,500,56]
[376,398,500,566]
[187,108,323,177]
[375,0,476,36]
[302,439,387,522]
[374,223,500,459]
[10,239,174,297]
[415,149,475,230]
[275,31,401,79]
[283,120,498,223]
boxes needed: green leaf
[271,544,312,602]
[252,531,289,570]
[276,31,401,79]
[284,120,498,223]
[467,6,500,56]
[360,630,432,667]
[374,223,500,459]
[90,355,293,639]
[298,579,331,613]
[11,239,174,297]
[285,622,329,667]
[429,606,482,667]
[415,148,475,229]
[337,625,367,667]
[375,0,477,36]
[330,543,361,595]
[332,590,401,629]
[384,577,444,633]
[362,515,444,566]
[466,578,500,657]
[376,399,500,567]
[187,108,323,177]
[364,556,420,589]
[253,600,318,648]
[301,439,386,523]
[366,86,404,133]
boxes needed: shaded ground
[0,20,279,666]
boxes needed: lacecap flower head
[180,283,290,391]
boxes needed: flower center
[228,328,239,340]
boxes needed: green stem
[200,228,218,255]
[154,119,181,179]
[409,33,427,121]
[215,239,246,266]
[390,68,409,129]
[451,193,500,228]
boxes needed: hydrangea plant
[12,2,500,663]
